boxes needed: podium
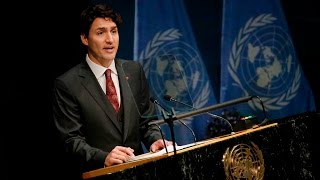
[82,111,319,179]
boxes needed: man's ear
[80,34,88,46]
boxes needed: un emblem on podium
[222,142,265,179]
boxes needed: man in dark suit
[52,3,172,177]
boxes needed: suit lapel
[116,60,134,141]
[78,62,122,133]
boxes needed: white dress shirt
[86,54,121,106]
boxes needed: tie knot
[105,69,112,77]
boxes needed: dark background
[4,0,319,179]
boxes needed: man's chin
[104,55,116,61]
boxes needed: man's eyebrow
[96,26,118,30]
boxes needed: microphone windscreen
[150,96,157,103]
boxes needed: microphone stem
[164,112,177,155]
[172,99,192,108]
[251,95,269,127]
[206,113,234,132]
[151,123,168,154]
[151,97,178,155]
[172,98,234,132]
[178,120,197,143]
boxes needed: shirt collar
[85,54,118,79]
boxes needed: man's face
[81,17,119,66]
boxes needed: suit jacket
[52,59,162,172]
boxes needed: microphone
[150,96,171,115]
[150,96,177,154]
[150,96,197,143]
[163,95,234,133]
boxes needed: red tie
[105,69,119,112]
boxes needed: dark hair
[80,4,122,37]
